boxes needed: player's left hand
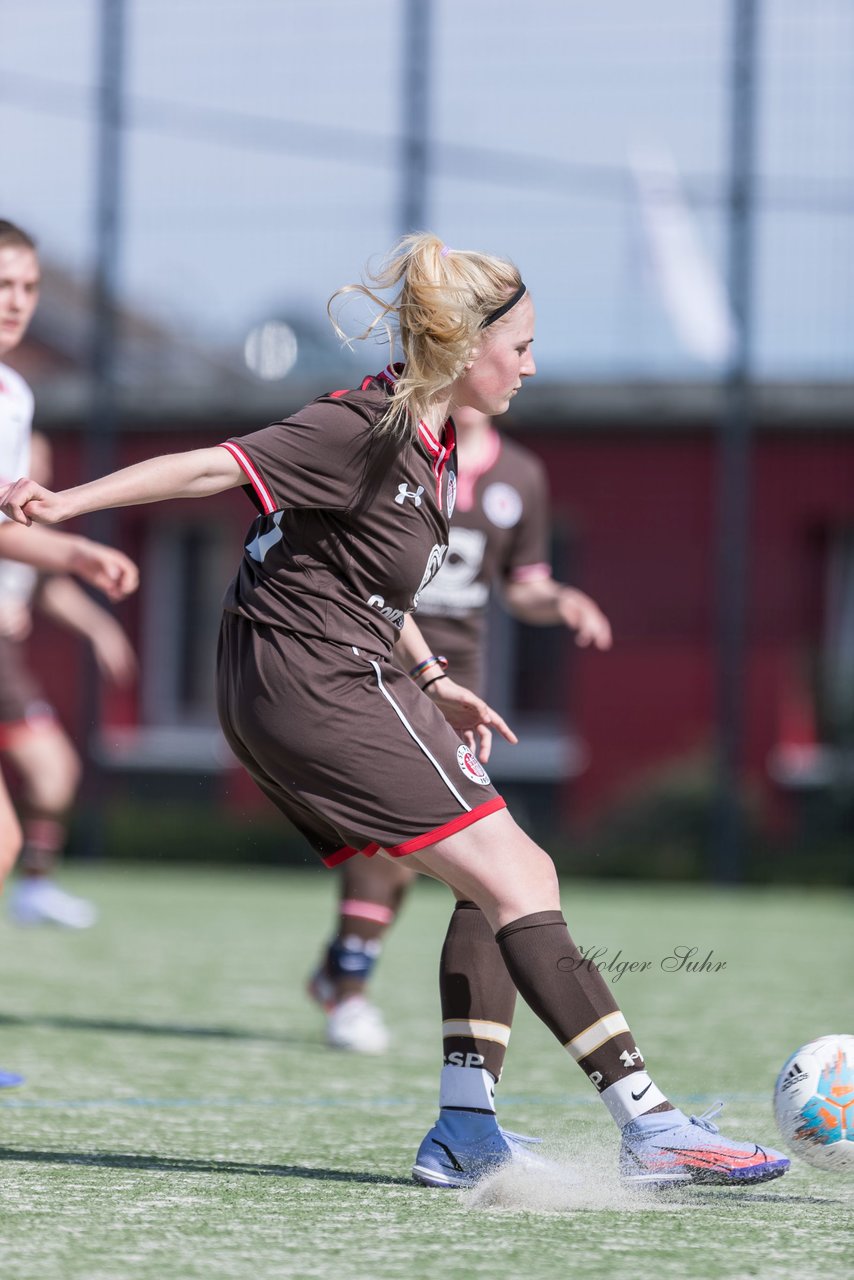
[69,538,139,602]
[558,587,613,649]
[423,676,517,763]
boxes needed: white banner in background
[631,146,737,368]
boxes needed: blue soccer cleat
[619,1103,790,1187]
[412,1111,548,1188]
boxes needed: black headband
[482,282,527,328]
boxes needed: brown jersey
[411,430,551,693]
[217,367,505,866]
[221,366,456,656]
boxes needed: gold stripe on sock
[442,1019,512,1047]
[564,1012,629,1061]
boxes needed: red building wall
[519,427,854,820]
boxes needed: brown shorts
[0,636,56,745]
[216,613,505,866]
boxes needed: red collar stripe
[417,419,442,457]
[429,417,456,507]
[372,367,455,507]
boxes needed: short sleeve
[503,452,553,583]
[220,400,373,515]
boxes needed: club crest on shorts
[457,744,490,786]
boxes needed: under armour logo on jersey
[394,483,424,507]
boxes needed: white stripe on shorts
[369,660,471,812]
[564,1011,630,1061]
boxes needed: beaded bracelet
[409,654,448,682]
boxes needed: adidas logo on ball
[780,1063,809,1092]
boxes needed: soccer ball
[774,1035,854,1171]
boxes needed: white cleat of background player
[9,878,97,929]
[325,995,390,1054]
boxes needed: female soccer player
[0,217,138,1083]
[0,233,788,1189]
[0,434,138,929]
[308,402,612,1062]
[0,219,138,885]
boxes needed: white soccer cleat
[325,995,390,1054]
[9,879,98,929]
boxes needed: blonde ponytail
[328,233,523,437]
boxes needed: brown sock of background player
[495,911,673,1126]
[312,901,396,1007]
[17,814,66,877]
[310,858,412,1007]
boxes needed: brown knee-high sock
[440,900,517,1080]
[496,911,672,1126]
[436,901,518,1116]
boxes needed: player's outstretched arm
[0,446,246,527]
[504,578,613,649]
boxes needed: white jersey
[0,361,33,521]
[0,558,37,605]
[0,362,36,603]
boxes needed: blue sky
[2,0,853,379]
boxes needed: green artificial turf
[0,864,850,1279]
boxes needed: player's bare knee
[26,774,77,815]
[507,829,560,895]
[500,844,560,918]
[30,749,81,812]
[535,848,561,900]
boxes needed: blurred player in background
[0,232,788,1189]
[308,404,612,1053]
[0,433,137,928]
[0,220,139,934]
